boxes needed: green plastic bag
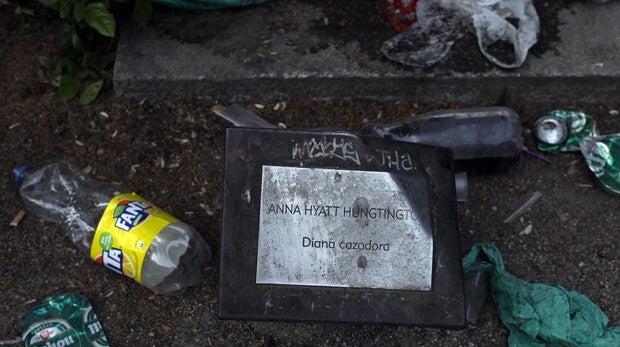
[463,244,620,347]
[152,0,269,11]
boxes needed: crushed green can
[580,133,620,195]
[534,110,598,152]
[19,293,108,347]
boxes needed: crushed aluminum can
[534,110,598,153]
[580,133,620,195]
[19,293,108,347]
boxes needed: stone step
[113,0,620,103]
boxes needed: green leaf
[58,74,81,102]
[57,57,78,74]
[39,0,60,9]
[85,3,115,37]
[133,0,152,27]
[71,30,82,50]
[79,79,103,105]
[78,69,95,80]
[73,2,86,22]
[59,0,73,19]
[38,56,54,70]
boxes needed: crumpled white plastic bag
[381,0,540,69]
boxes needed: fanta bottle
[14,160,210,296]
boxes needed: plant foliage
[38,0,152,104]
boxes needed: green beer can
[580,134,620,195]
[19,293,109,347]
[534,110,598,152]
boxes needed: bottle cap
[534,116,567,145]
[14,165,29,186]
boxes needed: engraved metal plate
[219,127,465,327]
[257,166,433,290]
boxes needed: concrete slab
[113,1,620,103]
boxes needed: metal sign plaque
[257,166,433,290]
[220,128,465,327]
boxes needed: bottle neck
[13,165,30,187]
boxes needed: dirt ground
[1,1,618,346]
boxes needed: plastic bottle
[361,106,523,161]
[14,160,210,296]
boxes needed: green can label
[535,110,598,153]
[21,319,79,347]
[20,293,109,347]
[581,134,620,195]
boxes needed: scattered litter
[15,160,210,295]
[522,146,552,164]
[8,122,21,129]
[592,62,604,68]
[199,203,216,216]
[273,101,286,111]
[19,7,34,16]
[82,166,93,174]
[74,140,84,146]
[463,244,620,347]
[174,138,190,144]
[382,0,418,33]
[580,133,620,195]
[99,111,109,118]
[19,293,108,347]
[519,224,533,235]
[111,129,118,138]
[454,171,468,202]
[610,110,619,116]
[254,103,265,110]
[212,104,276,128]
[23,298,37,305]
[10,210,26,227]
[277,122,287,129]
[362,107,523,161]
[96,148,105,155]
[534,110,598,153]
[381,0,540,69]
[503,191,542,223]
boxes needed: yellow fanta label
[90,193,178,284]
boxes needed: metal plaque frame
[219,128,465,327]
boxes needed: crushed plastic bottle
[580,133,620,195]
[14,160,210,296]
[361,106,523,161]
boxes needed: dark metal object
[219,127,465,327]
[211,104,277,128]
